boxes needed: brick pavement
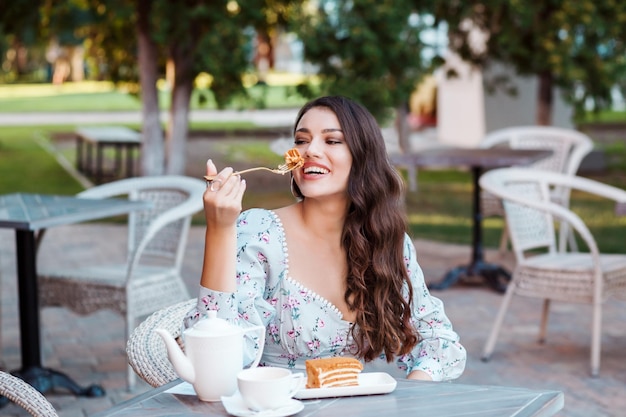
[1,224,625,416]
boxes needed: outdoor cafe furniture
[479,167,626,376]
[75,126,141,184]
[126,298,196,388]
[92,375,564,417]
[0,370,59,416]
[36,175,205,391]
[390,147,552,293]
[0,192,150,399]
[478,126,593,254]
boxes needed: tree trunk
[395,104,411,154]
[165,58,175,90]
[166,41,195,175]
[137,0,165,176]
[536,71,553,126]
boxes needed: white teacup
[237,367,304,411]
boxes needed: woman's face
[292,106,353,200]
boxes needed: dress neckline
[267,209,349,323]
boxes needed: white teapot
[155,310,265,402]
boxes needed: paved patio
[1,223,625,416]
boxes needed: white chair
[479,126,593,253]
[37,175,205,390]
[479,167,626,376]
[126,298,196,388]
[0,371,59,417]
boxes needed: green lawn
[0,126,84,195]
[400,168,626,253]
[1,81,625,253]
[0,80,308,112]
[577,109,626,124]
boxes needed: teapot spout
[155,328,195,384]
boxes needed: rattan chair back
[479,126,593,252]
[37,175,205,390]
[0,371,58,417]
[126,298,197,387]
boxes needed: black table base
[16,366,105,397]
[0,367,104,408]
[428,166,511,294]
[429,260,511,293]
[0,193,151,410]
[0,230,106,409]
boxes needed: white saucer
[221,392,304,417]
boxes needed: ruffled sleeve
[396,235,467,381]
[182,209,283,366]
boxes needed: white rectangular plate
[294,372,397,399]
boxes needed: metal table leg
[428,166,511,293]
[0,230,105,407]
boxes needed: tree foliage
[31,0,294,175]
[0,1,46,79]
[0,1,42,41]
[428,0,626,123]
[289,0,431,124]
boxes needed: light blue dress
[184,208,466,381]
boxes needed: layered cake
[305,357,363,388]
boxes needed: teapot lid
[190,310,240,336]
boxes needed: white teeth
[304,167,329,174]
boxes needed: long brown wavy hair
[292,96,419,362]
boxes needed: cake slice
[305,357,363,388]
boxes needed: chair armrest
[480,168,626,257]
[483,168,626,205]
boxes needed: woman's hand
[200,159,246,292]
[407,370,433,381]
[203,159,246,229]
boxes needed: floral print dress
[184,208,466,381]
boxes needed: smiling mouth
[303,167,330,175]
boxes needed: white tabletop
[94,377,564,417]
[0,192,149,230]
[76,126,141,143]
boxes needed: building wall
[435,53,486,148]
[436,58,574,148]
[482,63,574,133]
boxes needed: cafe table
[0,192,150,401]
[75,126,141,184]
[390,147,552,293]
[93,377,564,417]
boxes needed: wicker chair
[0,371,58,417]
[126,298,196,387]
[479,126,593,254]
[479,167,626,376]
[36,176,205,390]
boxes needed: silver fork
[203,161,301,181]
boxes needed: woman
[185,96,466,381]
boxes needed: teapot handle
[243,325,266,369]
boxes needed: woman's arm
[398,236,467,381]
[407,369,433,381]
[184,209,281,365]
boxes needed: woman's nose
[304,139,322,158]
